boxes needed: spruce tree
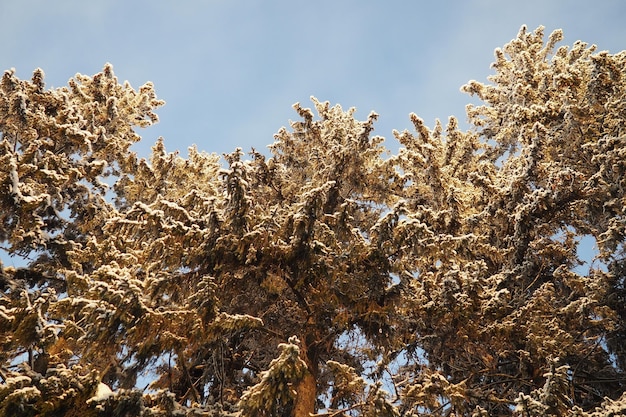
[1,26,625,416]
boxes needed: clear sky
[2,0,625,159]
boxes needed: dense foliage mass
[1,26,625,416]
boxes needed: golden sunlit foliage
[1,26,625,416]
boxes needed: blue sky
[2,0,625,159]
[1,1,624,269]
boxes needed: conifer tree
[1,26,625,416]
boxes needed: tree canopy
[1,26,626,417]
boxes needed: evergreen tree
[0,26,625,416]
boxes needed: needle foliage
[1,26,625,416]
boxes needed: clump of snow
[87,382,113,403]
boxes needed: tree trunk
[293,338,318,417]
[293,369,316,417]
